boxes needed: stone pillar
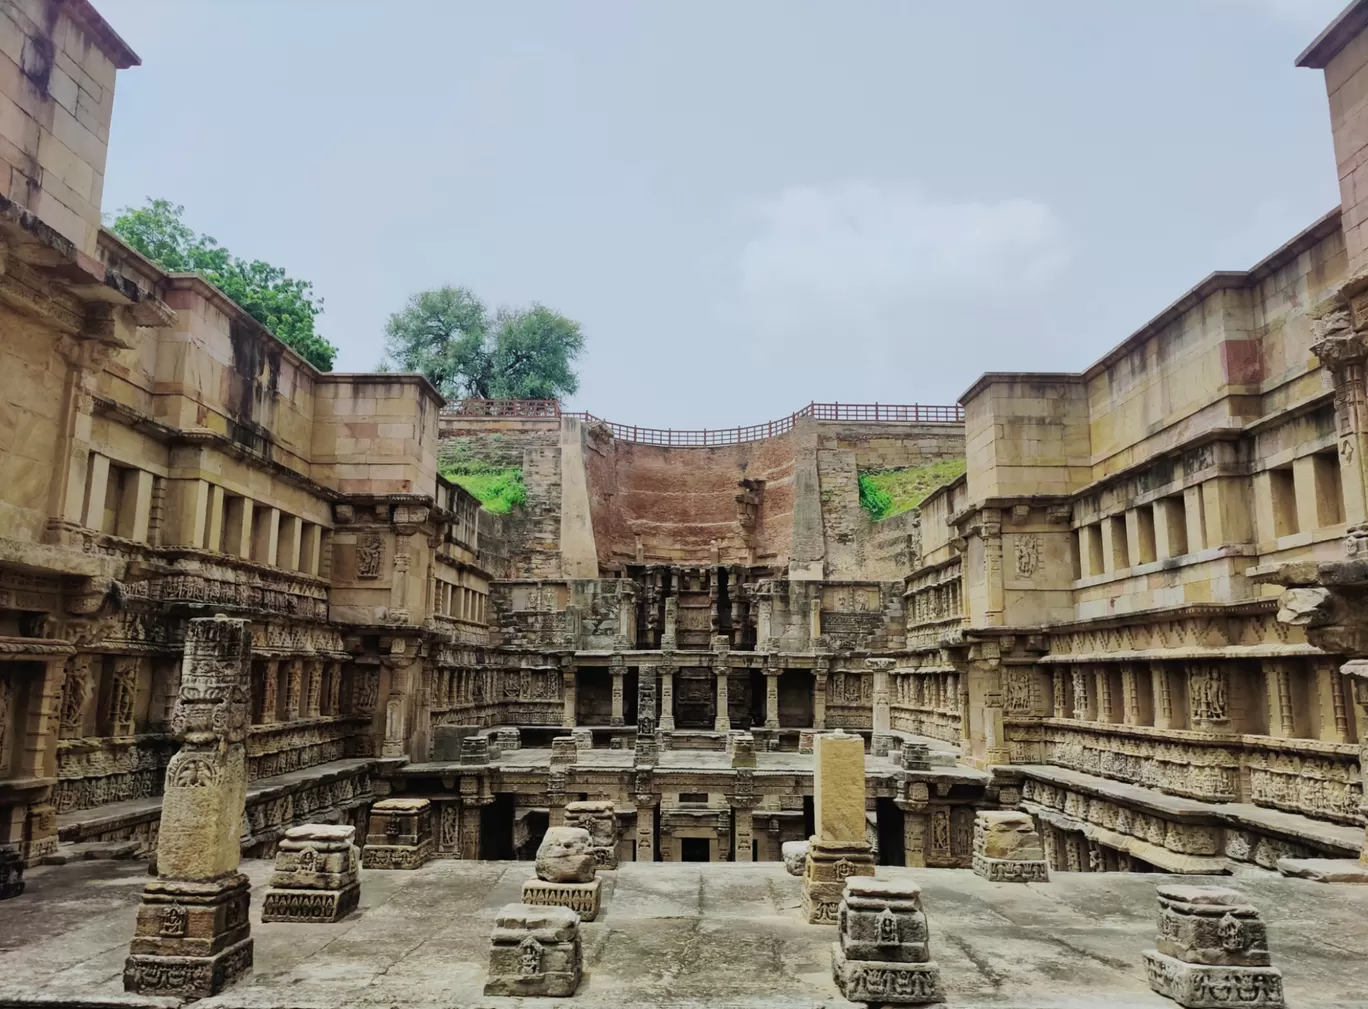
[764,669,780,730]
[732,803,754,862]
[634,767,657,862]
[1151,662,1177,730]
[1311,657,1352,742]
[562,667,577,728]
[1311,305,1368,525]
[460,799,483,861]
[871,664,892,754]
[124,616,254,998]
[812,667,828,730]
[636,669,658,765]
[305,659,323,718]
[802,730,875,924]
[1120,664,1140,725]
[658,664,675,732]
[714,664,730,733]
[896,797,929,868]
[1051,669,1067,719]
[610,659,625,727]
[284,659,303,721]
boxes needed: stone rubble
[260,823,360,923]
[484,902,582,997]
[832,877,944,1005]
[522,825,602,921]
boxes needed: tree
[109,199,337,371]
[381,286,584,402]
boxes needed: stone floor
[1,859,1366,1008]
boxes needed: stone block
[362,798,433,869]
[838,878,930,963]
[731,732,757,768]
[124,875,254,997]
[782,840,809,876]
[550,737,578,766]
[1143,950,1283,1008]
[460,736,490,765]
[521,877,602,921]
[900,744,931,770]
[484,903,582,997]
[571,728,593,751]
[799,729,818,754]
[813,731,866,843]
[832,948,944,1005]
[871,733,894,757]
[262,824,360,923]
[565,801,618,869]
[536,826,597,882]
[494,727,521,751]
[1154,885,1270,968]
[972,811,1048,883]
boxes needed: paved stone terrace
[1,859,1366,1009]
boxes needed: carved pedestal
[261,824,360,923]
[802,840,875,924]
[831,878,942,1005]
[0,844,24,900]
[124,876,253,997]
[1143,885,1283,1008]
[485,903,582,997]
[565,800,619,869]
[520,878,602,921]
[362,797,433,869]
[971,811,1049,883]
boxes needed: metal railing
[446,399,963,446]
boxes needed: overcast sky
[94,0,1348,428]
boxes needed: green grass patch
[440,444,526,514]
[858,459,966,521]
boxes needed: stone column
[871,664,891,753]
[610,658,625,727]
[124,617,254,998]
[284,659,303,721]
[732,802,755,862]
[634,768,657,862]
[1151,662,1177,730]
[1311,657,1352,742]
[802,730,875,924]
[636,668,658,765]
[305,659,323,718]
[1120,664,1140,725]
[1311,306,1368,525]
[896,795,929,868]
[460,799,484,860]
[562,667,577,728]
[812,666,828,730]
[259,660,278,723]
[658,664,675,732]
[714,664,730,733]
[764,669,780,730]
[1051,669,1067,719]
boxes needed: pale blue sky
[95,0,1347,427]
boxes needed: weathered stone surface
[565,801,618,869]
[535,826,597,883]
[972,810,1048,883]
[832,876,942,1004]
[0,845,23,900]
[803,840,876,925]
[261,822,360,923]
[521,877,602,921]
[363,798,433,870]
[1143,949,1284,1008]
[804,730,874,924]
[484,902,581,997]
[782,840,809,876]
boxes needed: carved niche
[356,533,384,579]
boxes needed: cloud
[736,181,1068,332]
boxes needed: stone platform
[1,859,1367,1008]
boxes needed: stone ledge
[1015,764,1362,859]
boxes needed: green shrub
[857,459,967,521]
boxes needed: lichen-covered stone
[535,826,596,883]
[484,903,581,997]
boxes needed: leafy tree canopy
[381,285,584,402]
[109,199,336,371]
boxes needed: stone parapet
[520,878,601,921]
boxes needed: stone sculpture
[803,730,876,924]
[484,903,582,997]
[565,800,619,869]
[1143,884,1283,1008]
[832,877,943,1005]
[261,823,360,923]
[522,826,601,920]
[123,617,254,998]
[782,840,809,877]
[362,797,433,869]
[971,810,1049,882]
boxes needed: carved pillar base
[801,840,875,924]
[124,875,253,998]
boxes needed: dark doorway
[779,670,814,727]
[681,837,711,862]
[480,793,516,859]
[748,670,766,728]
[674,669,715,729]
[876,798,905,866]
[624,670,639,726]
[576,667,612,724]
[803,795,815,840]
